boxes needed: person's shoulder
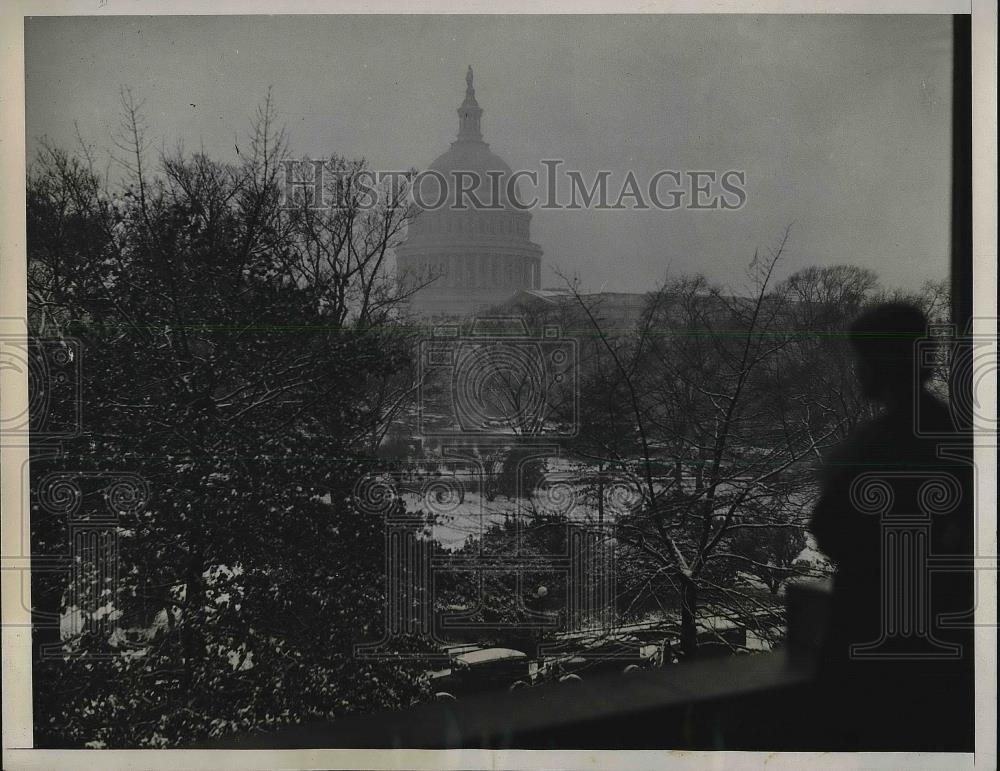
[819,424,879,481]
[834,414,892,457]
[820,407,913,477]
[916,390,956,433]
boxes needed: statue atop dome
[457,66,483,142]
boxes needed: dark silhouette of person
[809,302,974,751]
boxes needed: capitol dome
[422,122,525,210]
[397,67,543,318]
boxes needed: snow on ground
[401,480,611,551]
[401,490,508,549]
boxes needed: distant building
[498,288,653,331]
[397,68,543,318]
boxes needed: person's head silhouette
[848,302,930,404]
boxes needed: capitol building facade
[396,68,543,318]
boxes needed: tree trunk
[679,575,698,659]
[181,559,205,693]
[30,450,72,663]
[181,497,206,693]
[597,473,604,527]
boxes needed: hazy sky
[25,14,954,293]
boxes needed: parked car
[449,647,530,693]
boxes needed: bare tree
[564,229,844,657]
